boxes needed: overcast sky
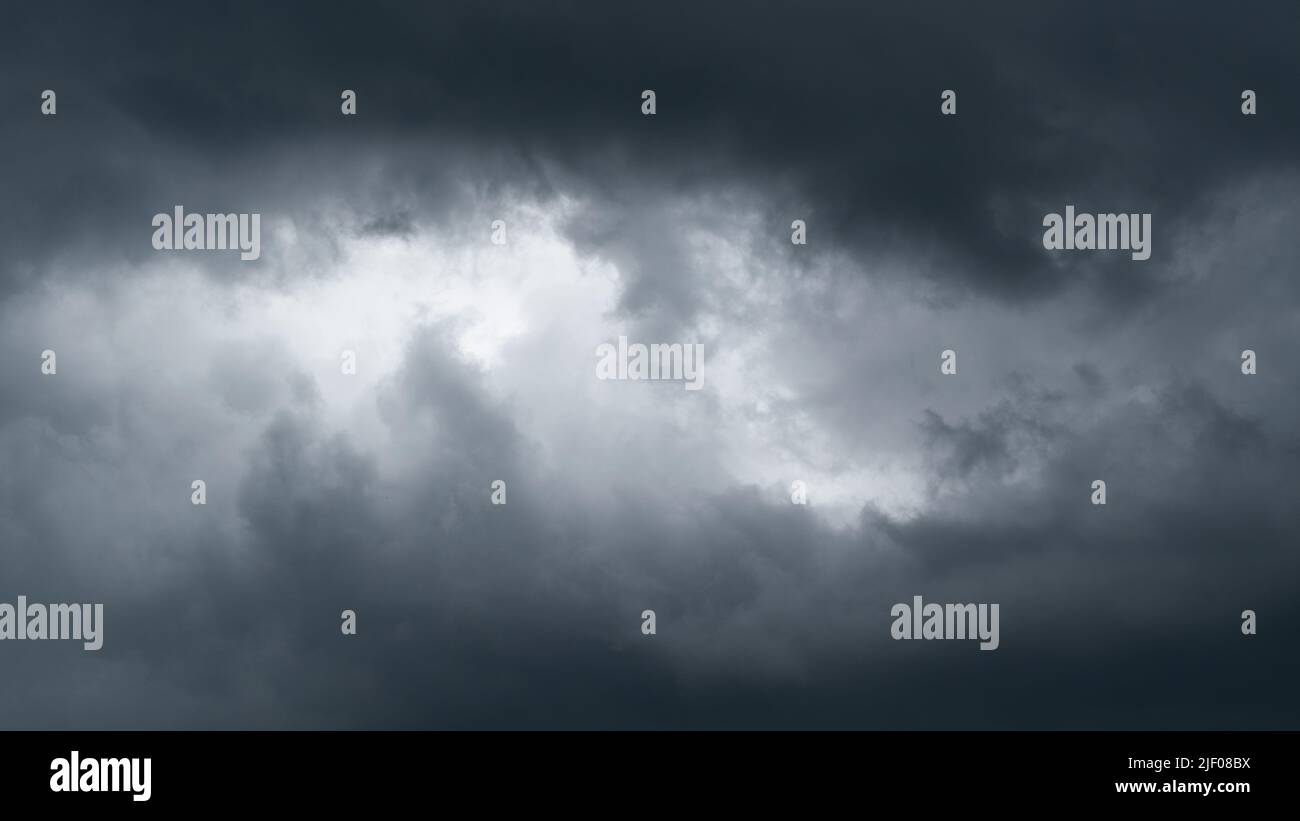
[0,0,1296,728]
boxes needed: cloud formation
[0,0,1296,728]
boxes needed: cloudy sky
[0,1,1296,729]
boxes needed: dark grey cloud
[0,1,1296,729]
[1,303,1295,728]
[4,1,1298,305]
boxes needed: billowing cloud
[0,1,1295,729]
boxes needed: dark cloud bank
[0,1,1296,728]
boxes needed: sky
[0,0,1296,728]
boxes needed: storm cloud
[0,0,1295,729]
